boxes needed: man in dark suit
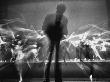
[42,3,68,82]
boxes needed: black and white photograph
[0,0,110,82]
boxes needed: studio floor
[0,60,110,82]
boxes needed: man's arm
[61,16,68,40]
[63,17,68,36]
[42,15,49,31]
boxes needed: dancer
[42,2,68,82]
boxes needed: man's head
[56,3,66,15]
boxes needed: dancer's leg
[54,41,62,82]
[44,41,54,82]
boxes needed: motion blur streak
[0,19,110,82]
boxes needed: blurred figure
[42,2,68,82]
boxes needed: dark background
[0,0,110,81]
[0,0,110,34]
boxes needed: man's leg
[54,41,62,82]
[44,41,54,82]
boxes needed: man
[42,3,68,82]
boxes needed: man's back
[44,14,63,41]
[42,13,68,40]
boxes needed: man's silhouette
[42,3,68,82]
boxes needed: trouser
[44,41,62,82]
